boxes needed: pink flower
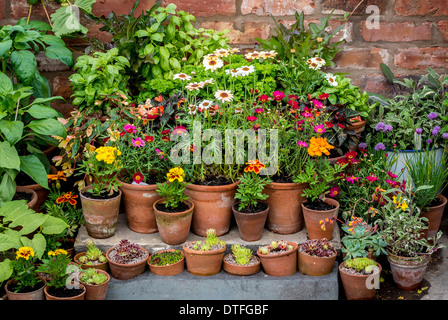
[156,148,165,159]
[328,186,340,197]
[287,100,299,109]
[314,124,326,134]
[297,141,308,147]
[258,95,270,103]
[253,123,260,131]
[124,124,137,134]
[366,175,379,183]
[386,179,400,188]
[387,171,398,179]
[311,99,323,109]
[172,125,187,135]
[254,108,264,114]
[247,116,257,122]
[132,137,145,148]
[346,176,360,184]
[272,91,285,101]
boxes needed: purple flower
[428,112,438,120]
[432,126,441,136]
[415,128,423,134]
[426,139,432,144]
[384,124,393,132]
[375,122,386,131]
[375,143,386,151]
[359,142,367,149]
[443,133,448,140]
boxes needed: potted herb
[298,239,337,276]
[183,229,226,276]
[74,239,108,272]
[232,160,272,241]
[147,249,185,276]
[79,268,110,300]
[223,244,260,276]
[257,240,298,276]
[106,239,149,280]
[339,257,381,300]
[153,167,194,245]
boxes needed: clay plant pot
[387,250,431,291]
[222,254,261,276]
[44,284,86,300]
[302,198,340,240]
[106,246,149,280]
[232,202,269,242]
[346,120,366,134]
[5,279,46,300]
[147,249,185,276]
[263,182,307,234]
[80,269,110,300]
[422,194,447,238]
[118,178,161,234]
[182,242,226,276]
[339,261,382,300]
[80,187,122,239]
[185,181,239,236]
[153,199,194,245]
[74,252,109,272]
[257,242,298,276]
[15,186,38,211]
[298,247,337,277]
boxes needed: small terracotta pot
[346,120,366,134]
[183,242,226,276]
[257,242,298,276]
[185,181,239,236]
[302,198,339,240]
[80,187,122,239]
[15,186,38,211]
[5,279,46,300]
[106,246,149,280]
[74,252,109,272]
[387,250,431,291]
[80,269,110,300]
[298,247,337,276]
[232,202,268,242]
[263,182,307,234]
[44,284,86,300]
[222,254,261,276]
[422,194,447,238]
[118,178,161,234]
[154,199,194,245]
[339,261,382,300]
[147,249,185,276]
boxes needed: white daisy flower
[214,90,234,102]
[173,73,192,81]
[185,82,204,91]
[201,78,214,85]
[203,57,224,71]
[237,65,255,76]
[214,48,230,57]
[325,73,338,87]
[198,100,214,111]
[259,50,278,59]
[203,53,220,61]
[188,105,197,115]
[306,57,326,70]
[225,69,241,77]
[244,51,260,60]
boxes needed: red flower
[247,116,257,122]
[387,171,398,179]
[56,192,78,205]
[318,93,329,100]
[325,121,334,128]
[144,135,154,143]
[287,100,299,109]
[258,95,271,103]
[337,123,345,129]
[244,159,265,174]
[154,95,163,102]
[133,172,144,184]
[366,175,379,183]
[161,129,171,135]
[345,151,357,161]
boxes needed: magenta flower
[132,137,145,148]
[366,175,379,183]
[328,186,340,198]
[297,141,308,147]
[124,124,137,134]
[311,99,323,109]
[247,116,257,122]
[254,108,264,114]
[314,124,326,134]
[272,91,285,101]
[172,125,187,135]
[386,171,398,179]
[156,148,165,159]
[346,176,360,184]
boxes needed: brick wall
[2,0,448,105]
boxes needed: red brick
[162,0,236,17]
[201,21,270,45]
[241,0,315,16]
[394,47,448,70]
[361,21,432,42]
[321,0,383,14]
[11,0,59,20]
[92,0,157,17]
[0,0,5,20]
[395,0,448,16]
[437,20,448,41]
[333,47,388,69]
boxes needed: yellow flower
[399,200,408,211]
[167,167,185,182]
[95,146,121,164]
[16,247,34,260]
[48,249,68,256]
[307,136,334,157]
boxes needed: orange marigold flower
[244,159,265,174]
[56,192,78,205]
[307,136,334,157]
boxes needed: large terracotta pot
[257,242,298,276]
[80,269,110,300]
[263,182,307,234]
[80,187,122,239]
[147,249,185,276]
[118,178,161,234]
[185,181,239,236]
[44,284,86,300]
[106,246,149,280]
[387,250,431,291]
[15,186,38,211]
[222,254,261,276]
[183,242,226,276]
[302,198,339,240]
[339,261,382,300]
[298,248,336,276]
[232,202,269,242]
[422,194,447,238]
[154,199,194,245]
[5,279,46,300]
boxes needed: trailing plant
[258,240,294,255]
[149,250,183,266]
[190,229,226,251]
[79,268,108,285]
[230,244,253,266]
[299,239,336,257]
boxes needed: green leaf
[51,5,89,37]
[74,0,96,14]
[0,120,24,145]
[21,233,46,259]
[45,45,74,68]
[0,40,12,58]
[0,141,20,171]
[19,155,49,189]
[41,215,69,235]
[0,260,12,283]
[10,50,37,85]
[0,71,13,94]
[27,118,67,138]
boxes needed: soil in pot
[44,285,86,300]
[155,201,190,213]
[303,200,336,211]
[13,191,33,202]
[192,175,234,186]
[223,254,261,276]
[5,280,46,300]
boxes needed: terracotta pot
[346,120,366,134]
[74,252,109,272]
[44,284,86,300]
[5,279,46,300]
[182,242,226,276]
[80,187,122,239]
[147,249,185,276]
[257,242,298,276]
[106,246,149,280]
[222,254,261,276]
[80,269,110,300]
[118,178,161,234]
[422,194,447,238]
[154,199,194,245]
[232,202,269,242]
[263,182,307,234]
[326,154,346,165]
[302,198,340,240]
[339,261,382,300]
[15,186,38,211]
[185,181,239,236]
[387,250,431,291]
[298,247,337,276]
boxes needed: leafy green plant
[79,268,108,285]
[230,244,253,266]
[35,248,79,289]
[156,167,190,209]
[49,0,97,38]
[8,246,43,293]
[149,250,183,266]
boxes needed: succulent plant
[149,250,183,266]
[190,229,226,251]
[112,239,147,264]
[231,244,253,266]
[300,239,336,257]
[344,257,377,274]
[80,268,108,285]
[79,239,106,264]
[258,240,294,255]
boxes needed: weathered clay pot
[154,199,194,245]
[232,202,269,242]
[263,182,307,234]
[118,178,161,234]
[185,181,239,236]
[147,249,185,276]
[44,284,86,300]
[257,242,298,276]
[422,194,447,238]
[222,254,261,276]
[80,187,121,239]
[302,198,339,240]
[15,186,38,211]
[5,279,46,300]
[339,261,382,300]
[298,247,337,276]
[387,250,431,291]
[183,242,226,276]
[80,269,110,300]
[74,252,109,272]
[346,120,366,134]
[106,246,149,280]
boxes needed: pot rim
[339,260,382,277]
[147,249,185,268]
[118,178,160,191]
[44,283,86,299]
[5,278,46,294]
[79,268,110,287]
[301,198,340,212]
[80,186,122,201]
[386,249,432,264]
[425,194,448,210]
[265,181,308,189]
[74,252,108,267]
[222,253,260,267]
[106,246,149,266]
[153,198,194,215]
[298,246,337,259]
[182,242,226,255]
[186,180,240,191]
[257,241,298,258]
[232,201,269,216]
